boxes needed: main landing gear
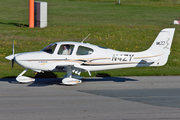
[62,66,82,85]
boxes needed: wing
[54,57,110,74]
[54,61,87,75]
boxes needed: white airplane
[5,28,175,85]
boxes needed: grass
[0,0,180,78]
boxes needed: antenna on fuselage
[81,33,90,43]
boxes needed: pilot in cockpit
[62,45,70,55]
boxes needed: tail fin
[146,28,175,66]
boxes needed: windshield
[41,43,57,54]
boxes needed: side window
[58,44,74,55]
[76,46,93,55]
[41,43,57,54]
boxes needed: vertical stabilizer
[146,28,175,66]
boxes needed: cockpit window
[58,44,74,55]
[76,46,93,55]
[41,43,57,54]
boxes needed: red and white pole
[29,0,34,28]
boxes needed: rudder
[146,28,175,66]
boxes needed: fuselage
[14,41,155,73]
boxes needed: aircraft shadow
[0,77,61,87]
[82,77,138,83]
[0,76,17,83]
[0,76,138,87]
[29,77,138,87]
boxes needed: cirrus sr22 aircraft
[6,28,175,85]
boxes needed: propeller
[5,40,16,68]
[11,40,15,68]
[12,58,15,68]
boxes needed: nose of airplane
[5,54,14,61]
[14,51,41,68]
[14,53,26,67]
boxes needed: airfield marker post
[29,0,34,28]
[34,1,47,28]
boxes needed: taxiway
[0,76,180,120]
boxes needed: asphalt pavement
[0,76,180,120]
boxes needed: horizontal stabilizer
[139,59,155,64]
